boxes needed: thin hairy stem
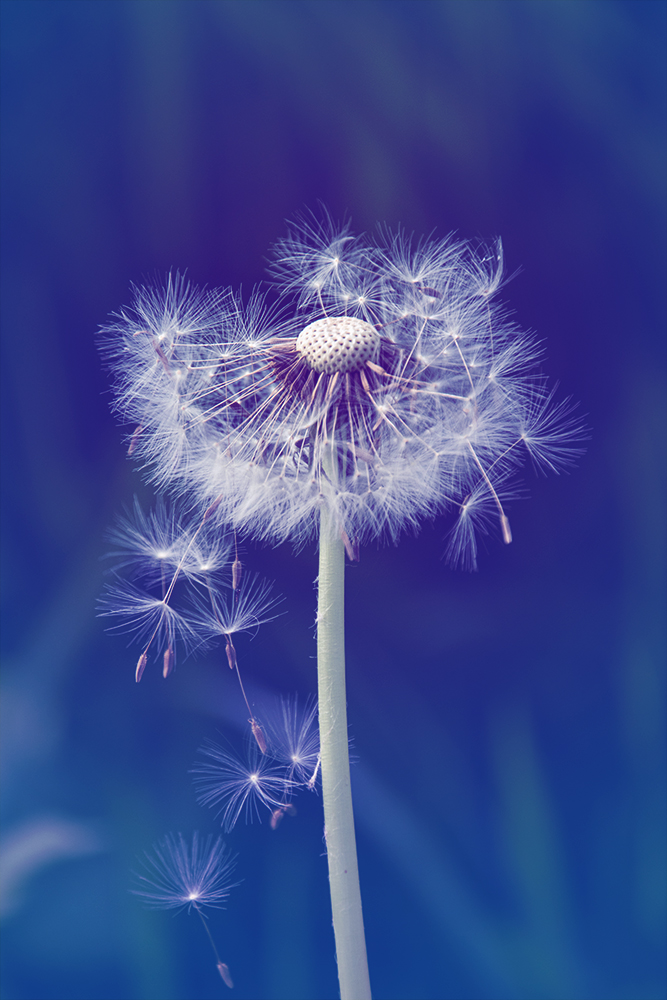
[317,508,372,1000]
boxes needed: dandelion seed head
[101,215,585,566]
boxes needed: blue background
[1,2,665,999]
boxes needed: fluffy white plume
[101,217,585,566]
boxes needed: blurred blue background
[1,2,665,998]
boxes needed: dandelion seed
[132,832,237,911]
[199,574,282,640]
[268,695,321,788]
[99,580,201,666]
[132,833,237,989]
[198,574,281,748]
[193,739,294,831]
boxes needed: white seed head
[295,316,380,373]
[103,223,585,566]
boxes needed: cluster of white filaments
[132,832,237,911]
[192,695,322,831]
[102,217,583,567]
[100,499,281,723]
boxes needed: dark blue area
[1,2,665,999]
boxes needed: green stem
[317,508,372,1000]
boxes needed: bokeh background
[1,2,665,999]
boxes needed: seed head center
[296,317,379,374]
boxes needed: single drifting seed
[295,316,380,373]
[222,635,267,753]
[193,739,293,829]
[131,832,238,988]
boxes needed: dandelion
[193,738,294,832]
[102,213,584,1000]
[132,832,237,988]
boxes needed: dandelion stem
[317,508,372,1000]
